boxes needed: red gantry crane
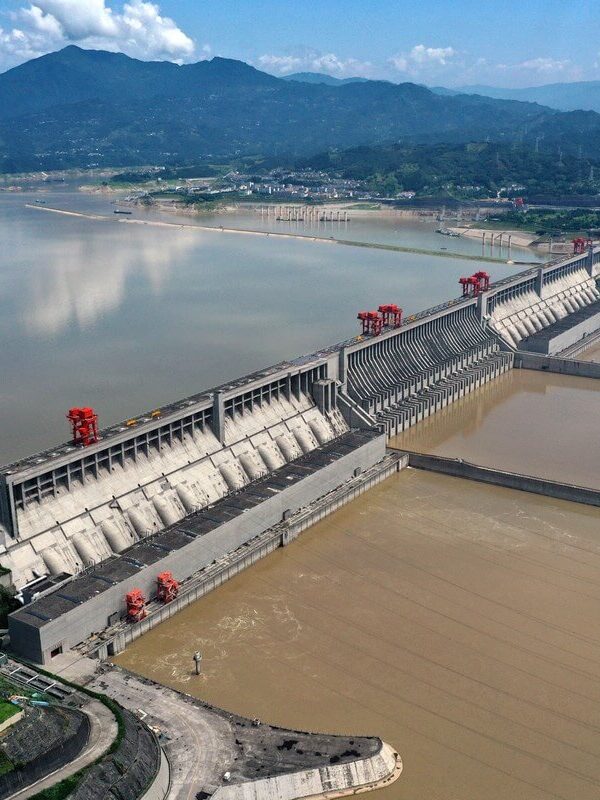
[572,237,593,255]
[459,271,491,297]
[378,303,403,328]
[66,407,99,447]
[357,311,383,336]
[156,571,180,604]
[126,588,147,623]
[358,303,403,336]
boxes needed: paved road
[90,668,236,800]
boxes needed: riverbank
[449,226,539,248]
[25,204,538,265]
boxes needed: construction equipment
[357,311,383,336]
[378,304,403,328]
[66,407,99,447]
[126,588,147,622]
[459,271,491,297]
[156,571,179,603]
[572,237,593,255]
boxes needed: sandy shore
[449,226,539,248]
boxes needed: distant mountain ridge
[282,72,370,86]
[2,47,600,172]
[431,80,600,113]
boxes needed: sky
[1,0,600,87]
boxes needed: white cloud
[0,0,196,70]
[493,56,583,85]
[517,57,572,74]
[389,44,457,76]
[258,48,372,78]
[257,54,302,75]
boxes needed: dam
[4,244,600,665]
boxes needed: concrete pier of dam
[398,450,600,508]
[3,244,600,667]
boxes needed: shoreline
[24,204,539,265]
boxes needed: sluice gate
[3,245,600,664]
[345,305,513,437]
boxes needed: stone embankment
[211,742,401,800]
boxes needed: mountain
[2,46,600,172]
[283,72,370,86]
[432,81,600,113]
[296,141,600,197]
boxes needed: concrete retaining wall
[514,351,600,379]
[10,436,389,664]
[401,451,600,507]
[211,741,400,800]
[558,328,600,358]
[139,746,170,800]
[95,452,404,660]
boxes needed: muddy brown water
[578,342,600,363]
[391,369,600,490]
[117,468,600,800]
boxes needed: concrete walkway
[89,668,237,800]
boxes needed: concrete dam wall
[2,246,599,593]
[487,250,600,349]
[4,246,600,664]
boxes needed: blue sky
[1,0,599,86]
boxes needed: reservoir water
[117,469,600,800]
[0,188,541,461]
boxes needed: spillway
[4,244,600,664]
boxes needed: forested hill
[297,142,600,198]
[3,46,600,172]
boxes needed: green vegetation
[29,774,81,800]
[491,208,600,235]
[298,142,600,199]
[0,751,14,777]
[0,586,19,628]
[0,700,19,725]
[110,164,220,183]
[5,46,600,172]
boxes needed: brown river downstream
[392,369,600,489]
[117,456,600,798]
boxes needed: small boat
[114,209,132,215]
